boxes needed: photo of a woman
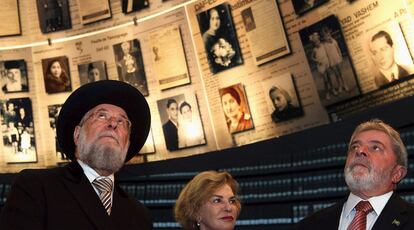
[197,3,243,74]
[219,84,253,134]
[113,39,148,96]
[42,56,71,94]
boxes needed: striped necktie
[92,177,113,215]
[347,201,373,230]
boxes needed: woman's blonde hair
[174,171,241,229]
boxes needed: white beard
[77,128,127,174]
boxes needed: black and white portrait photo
[299,15,360,106]
[48,104,68,162]
[292,0,329,15]
[36,0,71,33]
[113,39,148,96]
[77,61,108,86]
[197,3,243,74]
[364,22,414,89]
[1,60,29,94]
[121,0,149,14]
[1,97,37,163]
[157,94,206,151]
[262,73,304,123]
[41,56,72,94]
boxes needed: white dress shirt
[379,64,399,82]
[77,160,114,203]
[338,191,393,230]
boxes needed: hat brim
[56,80,151,162]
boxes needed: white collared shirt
[379,64,399,82]
[338,191,393,230]
[77,159,115,202]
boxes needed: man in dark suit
[369,30,411,88]
[162,99,179,151]
[297,119,414,229]
[0,80,152,229]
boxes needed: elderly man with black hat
[2,60,28,93]
[0,80,152,229]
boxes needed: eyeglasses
[80,109,131,130]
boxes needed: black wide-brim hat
[57,80,151,162]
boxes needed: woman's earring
[197,222,200,227]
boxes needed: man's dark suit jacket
[0,161,152,230]
[296,193,414,229]
[162,120,178,151]
[374,64,410,88]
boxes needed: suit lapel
[326,201,345,228]
[372,193,409,229]
[62,162,113,230]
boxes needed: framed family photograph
[77,61,108,86]
[0,0,21,37]
[157,93,206,151]
[41,56,72,94]
[197,3,243,74]
[261,73,304,123]
[77,0,111,25]
[1,60,29,94]
[299,15,360,106]
[218,83,254,134]
[1,97,37,163]
[121,0,149,14]
[36,0,71,33]
[113,39,148,96]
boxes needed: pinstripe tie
[348,201,373,230]
[92,177,113,215]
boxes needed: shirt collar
[77,159,114,184]
[379,64,399,81]
[344,191,393,218]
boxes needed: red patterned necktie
[347,201,373,230]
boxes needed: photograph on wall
[77,0,112,25]
[1,60,29,94]
[149,25,190,90]
[299,15,360,107]
[77,61,108,86]
[41,56,72,94]
[121,0,149,14]
[0,0,21,37]
[113,39,148,96]
[1,97,37,163]
[363,22,414,90]
[218,83,254,134]
[36,0,71,33]
[241,0,291,65]
[292,0,329,15]
[261,73,304,123]
[48,104,68,163]
[157,93,206,151]
[197,3,243,74]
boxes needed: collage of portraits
[0,0,414,168]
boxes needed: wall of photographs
[0,0,414,172]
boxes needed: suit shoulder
[296,202,342,229]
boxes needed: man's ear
[73,125,80,146]
[392,165,407,184]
